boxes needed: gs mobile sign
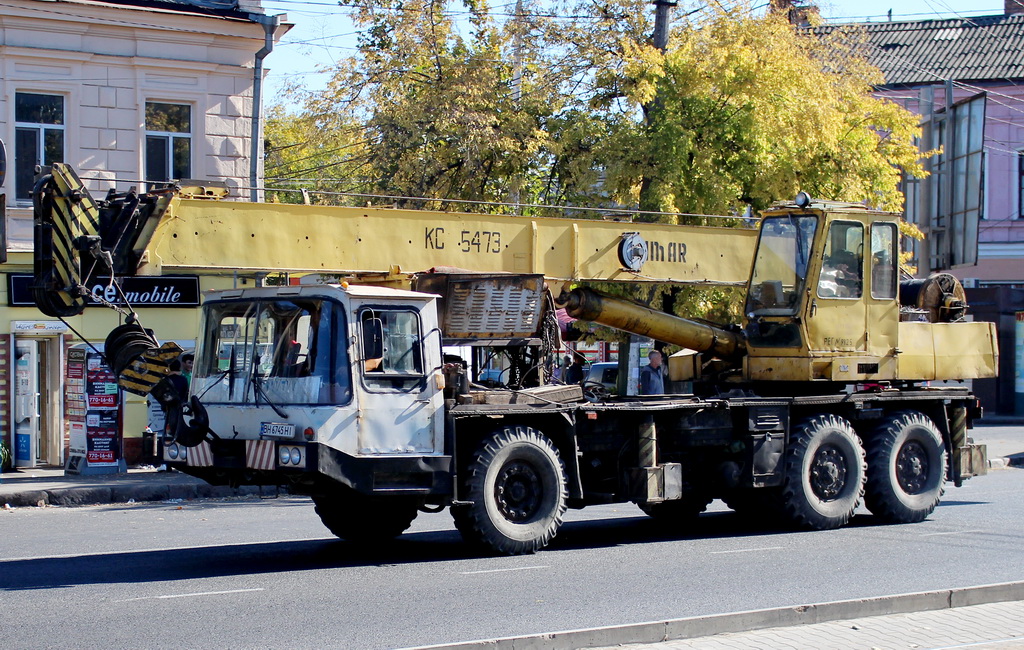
[6,274,200,308]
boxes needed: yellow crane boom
[31,163,756,319]
[145,198,757,284]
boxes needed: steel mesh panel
[444,277,543,337]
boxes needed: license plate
[260,422,295,438]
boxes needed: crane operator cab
[742,196,995,385]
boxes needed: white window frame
[13,91,66,205]
[144,101,193,187]
[1017,149,1024,219]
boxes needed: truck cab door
[354,302,444,455]
[810,219,867,347]
[806,219,871,376]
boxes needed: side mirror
[362,317,384,361]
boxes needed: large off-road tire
[312,488,419,543]
[779,414,866,530]
[638,492,713,525]
[452,426,567,555]
[865,411,946,524]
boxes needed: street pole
[509,0,524,212]
[637,0,676,215]
[652,0,677,52]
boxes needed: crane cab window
[870,223,898,300]
[746,214,817,316]
[195,298,350,405]
[359,309,425,391]
[817,221,864,299]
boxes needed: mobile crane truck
[31,165,996,555]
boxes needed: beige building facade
[0,0,289,467]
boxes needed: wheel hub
[896,441,929,494]
[810,444,847,501]
[495,460,542,522]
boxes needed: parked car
[477,367,506,387]
[583,362,618,393]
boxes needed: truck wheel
[454,426,567,555]
[312,489,419,543]
[780,414,865,530]
[638,493,712,524]
[865,411,946,524]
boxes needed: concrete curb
[404,581,1024,650]
[989,454,1024,469]
[3,483,276,508]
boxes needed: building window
[14,92,65,203]
[1019,151,1024,219]
[145,102,191,184]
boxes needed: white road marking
[461,566,550,575]
[920,529,985,537]
[116,588,264,602]
[709,546,784,554]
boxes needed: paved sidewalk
[411,583,1024,650]
[0,464,274,508]
[597,599,1024,650]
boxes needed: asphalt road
[2,433,1023,649]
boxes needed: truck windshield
[193,298,351,405]
[745,215,817,316]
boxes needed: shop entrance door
[14,339,41,467]
[13,337,61,467]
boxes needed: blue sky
[260,0,1005,106]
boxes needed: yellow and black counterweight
[31,164,102,317]
[31,163,179,318]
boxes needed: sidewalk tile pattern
[598,600,1024,650]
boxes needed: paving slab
[598,599,1024,650]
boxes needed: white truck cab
[182,283,450,495]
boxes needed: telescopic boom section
[137,199,758,284]
[558,287,747,360]
[31,164,759,290]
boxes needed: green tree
[547,1,927,219]
[282,0,567,210]
[272,0,928,321]
[263,104,370,205]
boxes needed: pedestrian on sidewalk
[639,349,664,395]
[167,359,189,401]
[180,353,194,386]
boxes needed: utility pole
[637,0,676,214]
[508,0,525,213]
[624,0,677,395]
[652,0,677,52]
